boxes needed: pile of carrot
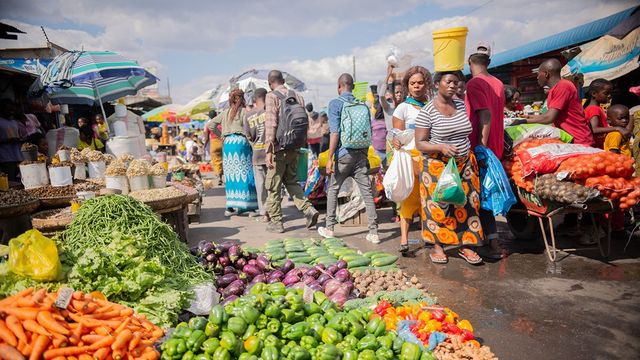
[0,288,163,360]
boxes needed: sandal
[459,248,483,265]
[429,252,448,264]
[399,244,409,256]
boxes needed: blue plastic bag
[475,146,517,216]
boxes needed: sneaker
[266,222,285,233]
[317,226,334,239]
[224,208,238,217]
[366,233,380,244]
[304,208,320,229]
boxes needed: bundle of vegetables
[160,284,439,360]
[501,138,565,192]
[534,174,599,204]
[374,301,496,359]
[343,288,437,311]
[352,269,425,298]
[263,238,398,271]
[0,288,163,360]
[556,151,635,180]
[584,175,640,209]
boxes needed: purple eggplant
[267,277,281,284]
[335,260,348,270]
[198,240,211,254]
[317,273,332,286]
[326,265,338,275]
[289,282,305,289]
[223,266,238,275]
[283,274,300,286]
[324,279,343,297]
[217,240,236,252]
[223,279,245,297]
[243,264,263,278]
[250,274,267,284]
[217,273,240,287]
[205,253,218,263]
[228,245,241,261]
[248,259,257,267]
[198,258,208,267]
[305,268,320,278]
[249,252,258,260]
[235,258,247,268]
[219,256,230,267]
[190,246,199,256]
[256,255,272,271]
[222,295,238,304]
[267,270,284,281]
[280,259,295,274]
[334,269,351,282]
[303,275,316,285]
[314,264,326,271]
[343,281,354,293]
[309,282,323,291]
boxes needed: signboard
[0,58,52,75]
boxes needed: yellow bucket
[432,27,468,72]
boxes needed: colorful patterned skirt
[222,134,258,212]
[420,153,484,247]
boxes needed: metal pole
[352,56,356,80]
[92,79,110,137]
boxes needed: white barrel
[128,175,150,191]
[115,104,128,117]
[19,163,49,189]
[151,175,167,189]
[105,176,129,194]
[88,161,106,179]
[106,136,144,158]
[73,162,87,180]
[48,166,73,187]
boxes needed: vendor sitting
[525,59,594,147]
[78,125,105,152]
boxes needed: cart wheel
[506,204,540,240]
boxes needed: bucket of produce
[73,162,87,180]
[432,26,468,72]
[57,149,71,162]
[19,162,49,189]
[129,175,150,191]
[88,161,106,179]
[105,175,129,194]
[151,175,166,189]
[48,164,73,187]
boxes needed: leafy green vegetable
[342,288,437,310]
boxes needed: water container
[432,27,468,72]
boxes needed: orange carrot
[50,357,65,360]
[37,311,70,335]
[150,329,163,339]
[43,346,91,359]
[128,332,142,352]
[72,291,85,300]
[114,318,130,335]
[23,319,51,337]
[81,335,107,344]
[94,326,112,336]
[119,308,134,317]
[0,343,25,360]
[88,310,122,320]
[32,288,47,303]
[16,297,36,307]
[127,354,134,360]
[51,337,67,348]
[68,313,103,328]
[0,307,39,321]
[112,349,125,360]
[88,335,115,351]
[68,356,79,360]
[93,304,114,314]
[14,288,36,298]
[100,320,122,329]
[79,354,93,360]
[93,347,110,360]
[29,334,51,360]
[0,319,18,346]
[6,316,28,344]
[111,329,132,351]
[69,323,85,345]
[136,350,159,360]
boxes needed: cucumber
[314,256,338,265]
[288,256,313,263]
[363,251,385,258]
[370,253,392,259]
[287,251,309,258]
[371,255,398,267]
[341,254,362,262]
[267,252,286,261]
[346,257,371,268]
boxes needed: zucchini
[341,254,362,262]
[371,255,398,267]
[363,251,385,258]
[288,256,313,264]
[314,256,338,265]
[287,251,309,258]
[346,257,371,268]
[267,252,286,261]
[370,253,392,259]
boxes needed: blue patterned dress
[222,134,258,211]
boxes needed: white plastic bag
[186,283,220,315]
[384,149,414,202]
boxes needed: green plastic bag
[433,158,466,205]
[8,229,62,281]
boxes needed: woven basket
[141,194,187,211]
[38,196,74,209]
[0,199,40,219]
[31,208,74,232]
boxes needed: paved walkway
[189,185,640,360]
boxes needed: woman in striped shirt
[415,71,484,265]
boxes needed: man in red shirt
[465,41,506,259]
[527,59,594,146]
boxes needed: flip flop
[459,249,483,265]
[429,253,448,264]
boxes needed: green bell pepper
[256,314,269,330]
[281,344,292,357]
[420,351,437,360]
[342,335,358,350]
[306,313,326,325]
[264,302,282,318]
[239,354,259,360]
[161,338,182,356]
[303,303,322,316]
[210,305,225,325]
[392,336,405,354]
[365,318,386,337]
[335,341,350,354]
[357,350,376,360]
[243,335,263,355]
[264,334,283,350]
[175,339,187,355]
[181,351,194,360]
[250,283,268,295]
[189,316,208,331]
[279,323,291,339]
[219,331,238,351]
[284,322,308,340]
[205,322,221,338]
[286,345,310,360]
[257,329,271,341]
[240,305,261,325]
[376,348,394,360]
[202,338,220,355]
[267,319,281,334]
[313,291,327,305]
[327,314,348,333]
[243,324,258,340]
[314,344,342,360]
[377,335,393,349]
[280,309,304,323]
[342,350,358,360]
[400,342,421,360]
[172,323,192,339]
[321,328,343,345]
[320,299,336,313]
[186,330,206,352]
[212,347,230,360]
[285,292,304,311]
[268,282,286,296]
[260,345,280,360]
[357,335,377,351]
[324,308,337,321]
[300,336,317,350]
[228,317,248,336]
[309,323,324,341]
[348,322,365,339]
[194,354,211,360]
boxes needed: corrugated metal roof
[463,6,638,73]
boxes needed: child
[604,104,632,156]
[584,78,623,149]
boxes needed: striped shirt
[415,99,472,157]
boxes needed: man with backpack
[317,73,379,243]
[264,70,319,233]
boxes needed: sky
[0,0,636,107]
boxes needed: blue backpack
[338,97,371,149]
